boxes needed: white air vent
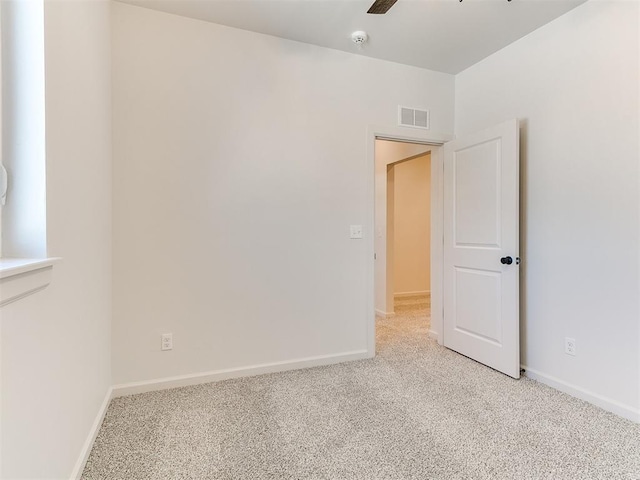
[398,106,430,129]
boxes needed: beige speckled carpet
[83,295,640,479]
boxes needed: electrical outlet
[161,333,173,351]
[565,337,576,356]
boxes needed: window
[0,0,56,307]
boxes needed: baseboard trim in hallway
[111,350,371,399]
[394,290,430,298]
[522,365,639,423]
[71,386,113,480]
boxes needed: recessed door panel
[454,267,501,345]
[454,140,501,248]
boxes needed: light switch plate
[350,225,363,239]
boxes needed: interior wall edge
[69,386,114,480]
[522,365,640,424]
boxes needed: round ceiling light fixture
[351,31,368,47]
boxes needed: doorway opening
[380,143,431,310]
[368,120,520,379]
[386,145,432,341]
[373,136,444,354]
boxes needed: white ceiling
[117,0,587,74]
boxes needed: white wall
[111,3,454,385]
[393,153,431,295]
[455,0,639,418]
[1,1,112,477]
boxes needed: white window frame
[0,0,59,307]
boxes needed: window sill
[0,257,61,307]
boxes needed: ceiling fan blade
[367,0,398,14]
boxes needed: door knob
[500,256,513,265]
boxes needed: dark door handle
[500,256,513,265]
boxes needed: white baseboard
[375,309,395,318]
[522,365,639,423]
[70,386,113,479]
[112,350,370,398]
[394,290,430,298]
[428,330,438,341]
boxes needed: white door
[443,119,520,378]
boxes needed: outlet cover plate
[565,337,576,356]
[161,333,173,351]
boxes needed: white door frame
[367,125,452,356]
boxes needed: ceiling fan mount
[367,0,512,15]
[367,0,398,14]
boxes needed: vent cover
[398,106,430,129]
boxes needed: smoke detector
[351,31,368,47]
